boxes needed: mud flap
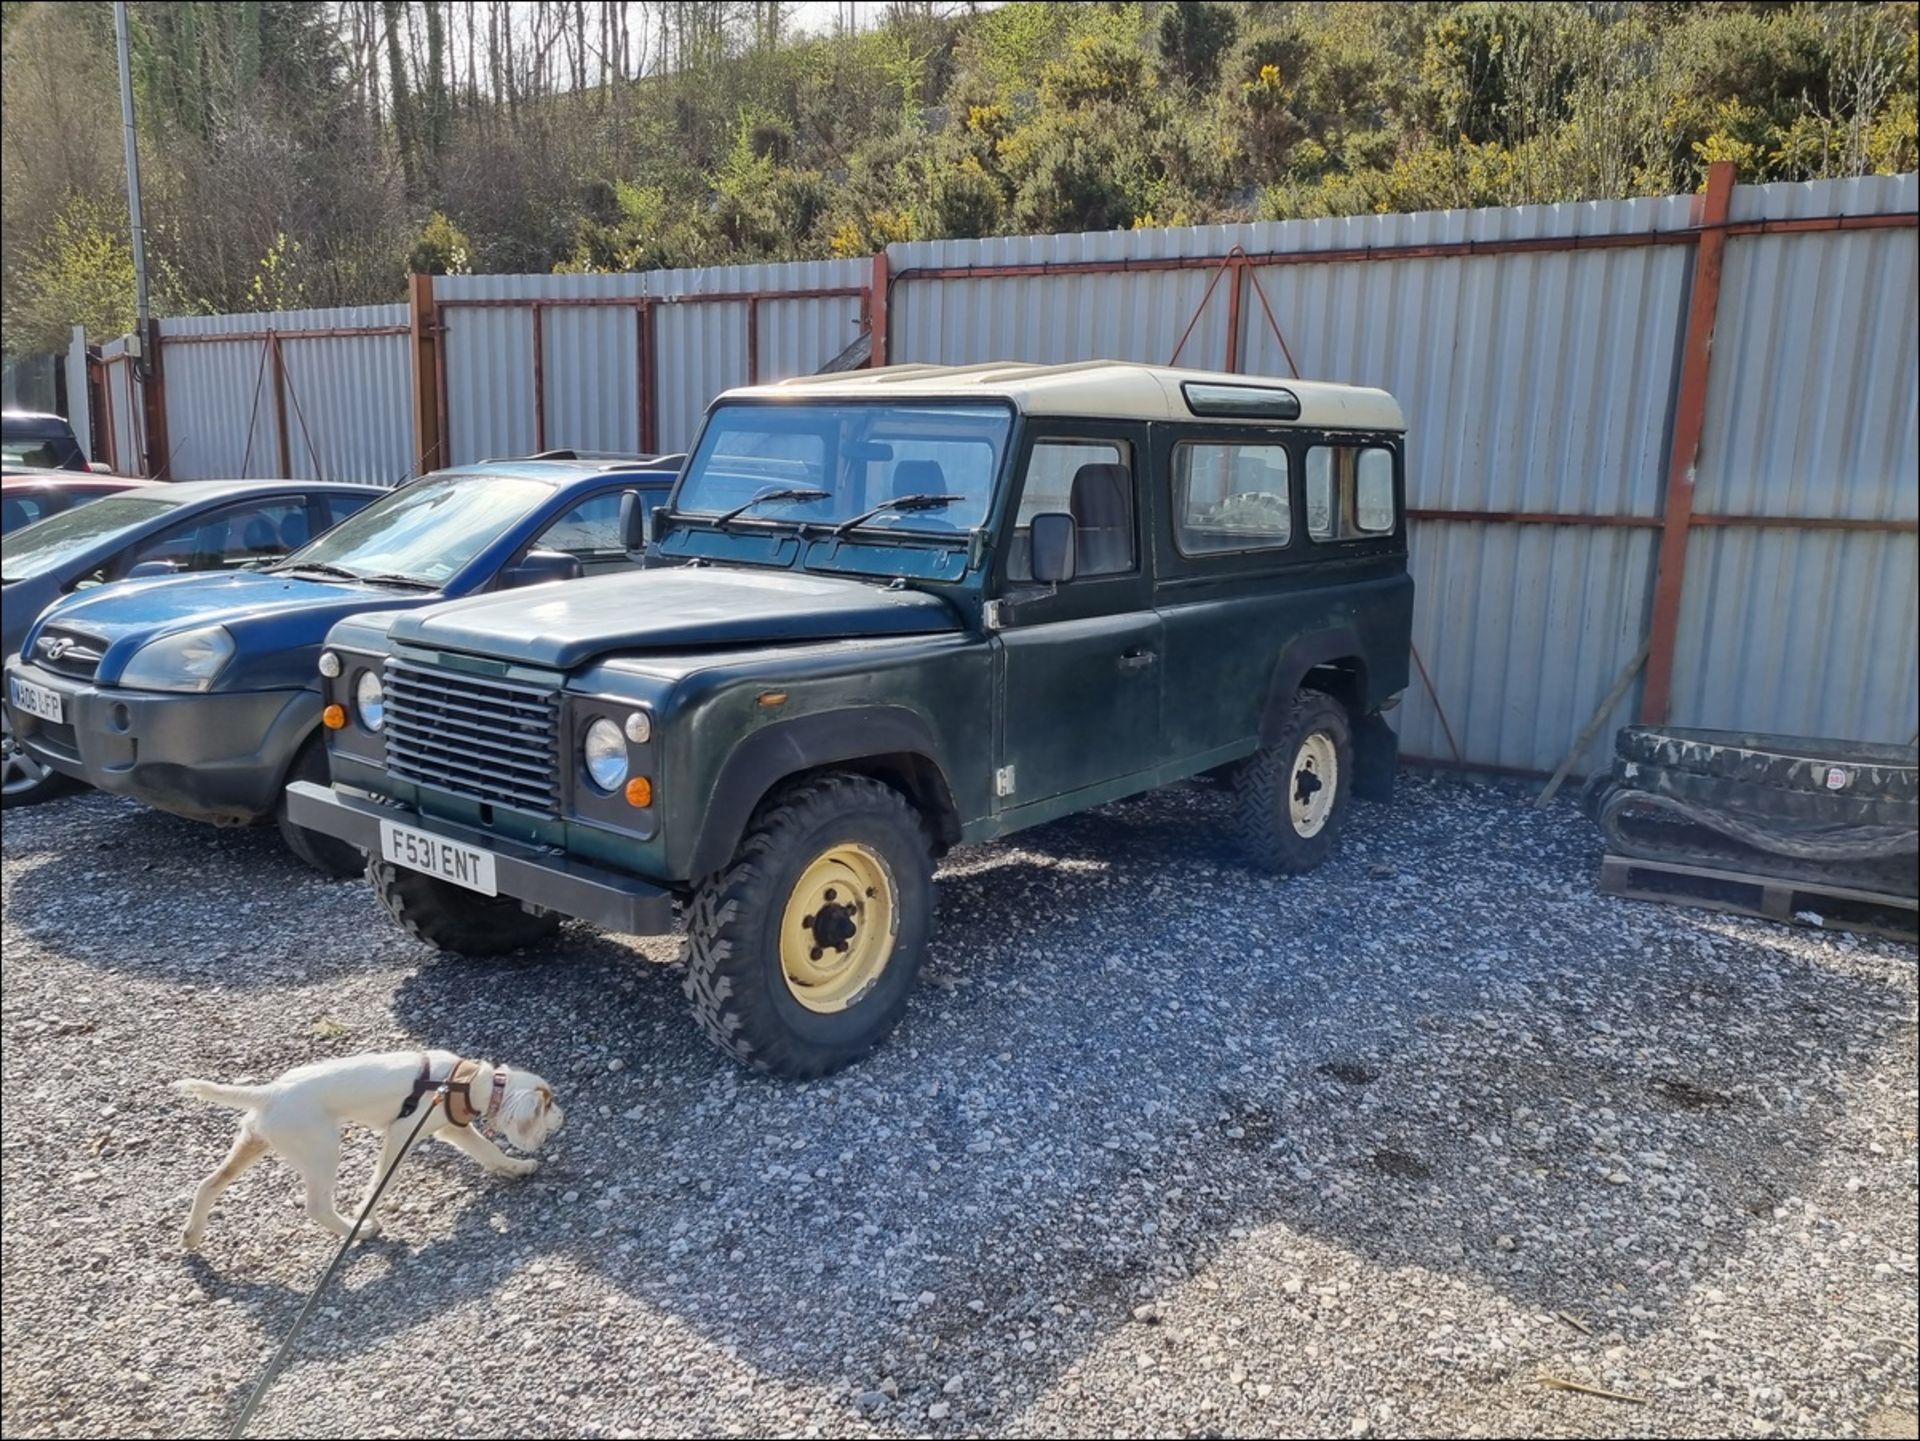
[1352,711,1398,803]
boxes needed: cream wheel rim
[778,842,899,1013]
[1290,732,1338,837]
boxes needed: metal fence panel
[435,259,866,462]
[1671,526,1918,742]
[150,305,411,482]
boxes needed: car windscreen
[673,402,1011,534]
[278,475,549,585]
[0,494,180,581]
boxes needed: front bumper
[4,660,312,823]
[285,781,677,936]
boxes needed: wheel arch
[690,706,961,880]
[1259,629,1370,745]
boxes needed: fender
[1259,628,1370,745]
[690,705,956,879]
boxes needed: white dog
[174,1049,564,1249]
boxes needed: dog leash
[229,1081,448,1439]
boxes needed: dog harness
[396,1055,509,1128]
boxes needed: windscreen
[0,494,179,580]
[673,402,1012,534]
[282,475,549,585]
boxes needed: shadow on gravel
[299,782,1911,1421]
[2,792,405,989]
[15,778,1912,1428]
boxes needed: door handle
[1118,649,1157,672]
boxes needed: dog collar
[486,1065,509,1121]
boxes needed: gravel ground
[2,774,1915,1440]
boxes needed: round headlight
[623,709,652,744]
[354,670,386,731]
[583,718,628,792]
[318,650,342,679]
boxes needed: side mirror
[618,490,648,550]
[1028,512,1077,585]
[127,559,182,579]
[503,548,583,589]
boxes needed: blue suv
[4,454,681,873]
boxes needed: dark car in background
[1,478,384,805]
[3,456,681,871]
[2,473,153,535]
[2,410,92,472]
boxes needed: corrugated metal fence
[73,172,1917,772]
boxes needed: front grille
[382,659,561,817]
[32,626,105,681]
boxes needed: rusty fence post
[530,301,547,454]
[638,300,658,454]
[870,250,889,368]
[139,317,170,478]
[1640,160,1736,725]
[407,272,444,477]
[1224,254,1245,373]
[268,331,292,478]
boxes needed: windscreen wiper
[268,561,363,580]
[355,571,440,590]
[831,493,967,536]
[712,487,831,529]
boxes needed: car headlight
[117,625,235,693]
[582,717,628,792]
[354,669,385,731]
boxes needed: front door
[992,424,1163,812]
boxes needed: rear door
[990,420,1163,811]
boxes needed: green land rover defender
[289,361,1414,1077]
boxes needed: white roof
[731,361,1404,432]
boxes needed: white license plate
[379,819,498,896]
[9,676,63,724]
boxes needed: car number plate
[379,819,498,897]
[9,676,63,724]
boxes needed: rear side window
[1175,441,1292,555]
[1305,444,1397,540]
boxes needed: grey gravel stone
[2,777,1915,1439]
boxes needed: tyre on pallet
[370,858,562,955]
[682,773,933,1079]
[1615,726,1918,807]
[1229,689,1353,874]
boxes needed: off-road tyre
[1230,689,1354,875]
[683,773,934,1079]
[369,857,562,954]
[276,736,368,878]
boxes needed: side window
[1175,441,1292,555]
[1305,444,1397,541]
[3,495,50,531]
[535,491,625,557]
[314,493,375,532]
[1356,449,1395,533]
[217,500,315,567]
[124,515,213,571]
[1008,439,1133,580]
[134,499,314,571]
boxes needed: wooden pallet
[1600,853,1918,943]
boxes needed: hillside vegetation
[2,1,1914,352]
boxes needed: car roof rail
[493,448,679,465]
